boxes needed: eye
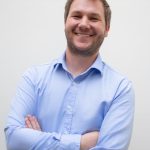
[72,15,81,20]
[90,17,99,22]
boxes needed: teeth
[76,33,90,36]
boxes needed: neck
[65,49,98,77]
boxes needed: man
[5,0,134,150]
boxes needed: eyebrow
[71,11,101,17]
[90,13,101,18]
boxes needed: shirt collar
[89,54,104,75]
[54,52,104,75]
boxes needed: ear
[104,25,110,37]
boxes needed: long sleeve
[4,55,135,150]
[4,67,81,150]
[5,128,81,150]
[90,79,135,150]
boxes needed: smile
[75,33,93,37]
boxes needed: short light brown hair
[64,0,111,28]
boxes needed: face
[65,0,109,57]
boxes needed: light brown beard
[65,31,105,57]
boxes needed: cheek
[65,24,72,34]
[97,28,106,37]
[66,19,79,29]
[94,23,106,32]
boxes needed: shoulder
[22,59,58,81]
[102,62,133,91]
[102,62,134,102]
[103,62,130,81]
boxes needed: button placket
[62,81,78,134]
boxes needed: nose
[78,16,90,30]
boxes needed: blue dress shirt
[5,53,134,150]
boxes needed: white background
[0,0,150,149]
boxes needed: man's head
[64,0,111,57]
[64,0,111,30]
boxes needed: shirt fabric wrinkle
[5,52,134,150]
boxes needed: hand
[25,115,41,131]
[25,115,99,149]
[80,131,99,150]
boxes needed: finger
[32,116,41,131]
[27,115,41,131]
[27,115,38,130]
[25,115,42,131]
[25,117,32,129]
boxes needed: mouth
[75,32,94,37]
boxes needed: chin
[74,43,91,50]
[75,46,90,52]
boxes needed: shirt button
[64,130,67,134]
[64,128,69,134]
[67,105,72,110]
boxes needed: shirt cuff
[60,134,81,150]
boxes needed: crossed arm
[25,115,99,150]
[5,68,134,150]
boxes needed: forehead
[69,0,104,15]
